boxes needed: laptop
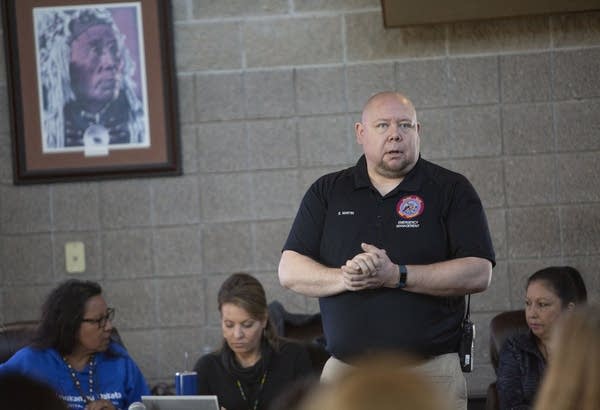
[141,395,220,410]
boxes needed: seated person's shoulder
[499,332,536,363]
[275,340,315,373]
[2,345,50,366]
[505,332,533,350]
[102,340,137,362]
[278,339,309,355]
[108,340,128,355]
[193,350,221,372]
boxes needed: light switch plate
[65,241,86,273]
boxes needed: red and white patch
[396,195,424,219]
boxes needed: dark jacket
[496,331,546,410]
[194,340,313,410]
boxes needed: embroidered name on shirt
[337,210,355,216]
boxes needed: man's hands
[338,245,492,296]
[341,243,399,291]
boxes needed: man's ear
[355,122,364,144]
[567,302,575,311]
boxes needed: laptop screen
[141,395,220,410]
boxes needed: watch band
[396,264,407,288]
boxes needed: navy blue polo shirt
[283,155,495,360]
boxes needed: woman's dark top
[497,331,546,410]
[193,340,313,410]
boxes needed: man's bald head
[361,92,417,123]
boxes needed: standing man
[278,92,495,409]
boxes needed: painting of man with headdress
[34,4,149,153]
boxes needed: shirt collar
[353,155,424,193]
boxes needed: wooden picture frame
[1,0,181,184]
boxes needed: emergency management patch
[396,195,424,219]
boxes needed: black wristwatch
[395,265,408,288]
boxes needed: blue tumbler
[175,371,198,395]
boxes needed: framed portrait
[1,0,181,184]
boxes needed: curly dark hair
[32,279,102,355]
[218,273,279,350]
[527,266,587,306]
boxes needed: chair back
[0,321,39,363]
[489,309,528,371]
[485,309,529,410]
[268,301,330,374]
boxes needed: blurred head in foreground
[0,373,68,410]
[300,353,450,410]
[533,304,600,410]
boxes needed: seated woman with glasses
[193,273,314,410]
[0,279,149,409]
[496,266,587,410]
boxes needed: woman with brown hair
[193,273,313,410]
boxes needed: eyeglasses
[373,121,417,135]
[82,308,115,329]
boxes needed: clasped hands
[341,243,397,291]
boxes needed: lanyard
[62,355,96,404]
[235,371,268,410]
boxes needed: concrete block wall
[1,0,599,395]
